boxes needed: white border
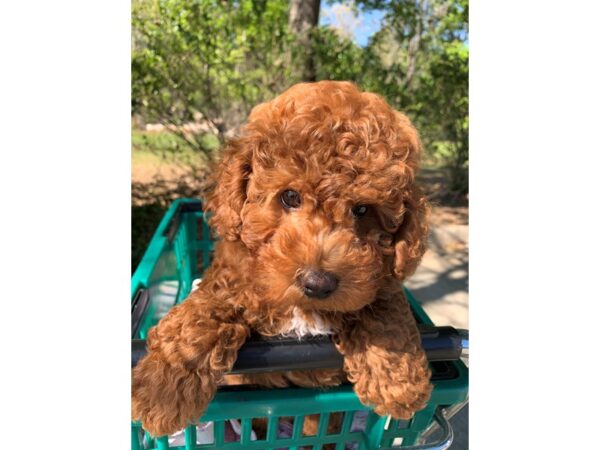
[1,1,131,448]
[471,1,600,448]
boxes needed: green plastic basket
[131,199,468,449]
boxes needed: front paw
[132,352,216,436]
[354,375,432,420]
[347,353,433,420]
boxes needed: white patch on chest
[281,307,334,338]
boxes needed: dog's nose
[301,270,339,299]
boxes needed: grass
[132,129,220,168]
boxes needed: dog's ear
[388,111,430,280]
[205,138,253,241]
[392,186,429,280]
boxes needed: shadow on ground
[409,226,468,305]
[405,167,469,328]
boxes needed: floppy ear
[393,186,430,280]
[205,138,253,241]
[388,111,430,280]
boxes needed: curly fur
[132,81,432,436]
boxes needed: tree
[288,0,321,82]
[416,0,468,195]
[132,0,294,158]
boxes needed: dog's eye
[280,189,301,209]
[351,205,369,217]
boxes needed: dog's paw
[355,377,432,420]
[346,350,433,421]
[132,352,216,436]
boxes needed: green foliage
[132,0,468,196]
[312,27,366,81]
[132,0,296,158]
[420,39,468,193]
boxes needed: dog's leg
[132,292,250,436]
[336,295,432,420]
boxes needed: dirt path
[405,221,468,329]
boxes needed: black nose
[301,270,339,299]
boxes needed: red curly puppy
[132,81,433,436]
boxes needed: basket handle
[131,326,469,371]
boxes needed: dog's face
[207,81,428,313]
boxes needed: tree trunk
[288,0,321,82]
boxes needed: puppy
[132,81,432,437]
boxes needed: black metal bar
[131,289,150,339]
[417,325,464,362]
[131,325,467,372]
[229,335,344,374]
[132,338,148,368]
